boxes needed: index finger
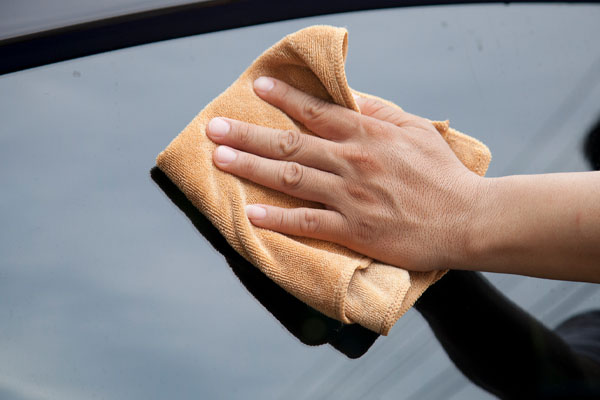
[253,76,364,142]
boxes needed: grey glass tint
[1,4,600,400]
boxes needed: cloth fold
[156,25,491,335]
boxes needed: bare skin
[205,76,600,283]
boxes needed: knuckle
[242,154,259,174]
[342,146,381,173]
[280,162,304,189]
[302,97,328,122]
[237,123,253,145]
[298,209,321,234]
[278,130,302,158]
[277,210,287,230]
[346,146,371,163]
[344,183,375,203]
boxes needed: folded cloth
[156,25,491,335]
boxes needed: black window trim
[0,0,592,75]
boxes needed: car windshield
[1,4,599,399]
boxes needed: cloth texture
[156,25,491,335]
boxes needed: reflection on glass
[151,166,379,358]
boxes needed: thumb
[352,93,409,126]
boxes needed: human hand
[205,77,487,271]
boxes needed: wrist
[452,175,502,271]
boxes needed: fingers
[244,204,349,243]
[253,77,363,141]
[354,95,437,136]
[206,117,342,173]
[213,145,343,204]
[353,95,410,127]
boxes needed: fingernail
[352,93,360,100]
[207,118,230,138]
[245,205,267,220]
[215,146,237,164]
[254,77,274,93]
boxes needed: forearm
[415,270,600,398]
[459,171,600,282]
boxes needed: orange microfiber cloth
[156,26,491,335]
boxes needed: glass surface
[1,4,599,399]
